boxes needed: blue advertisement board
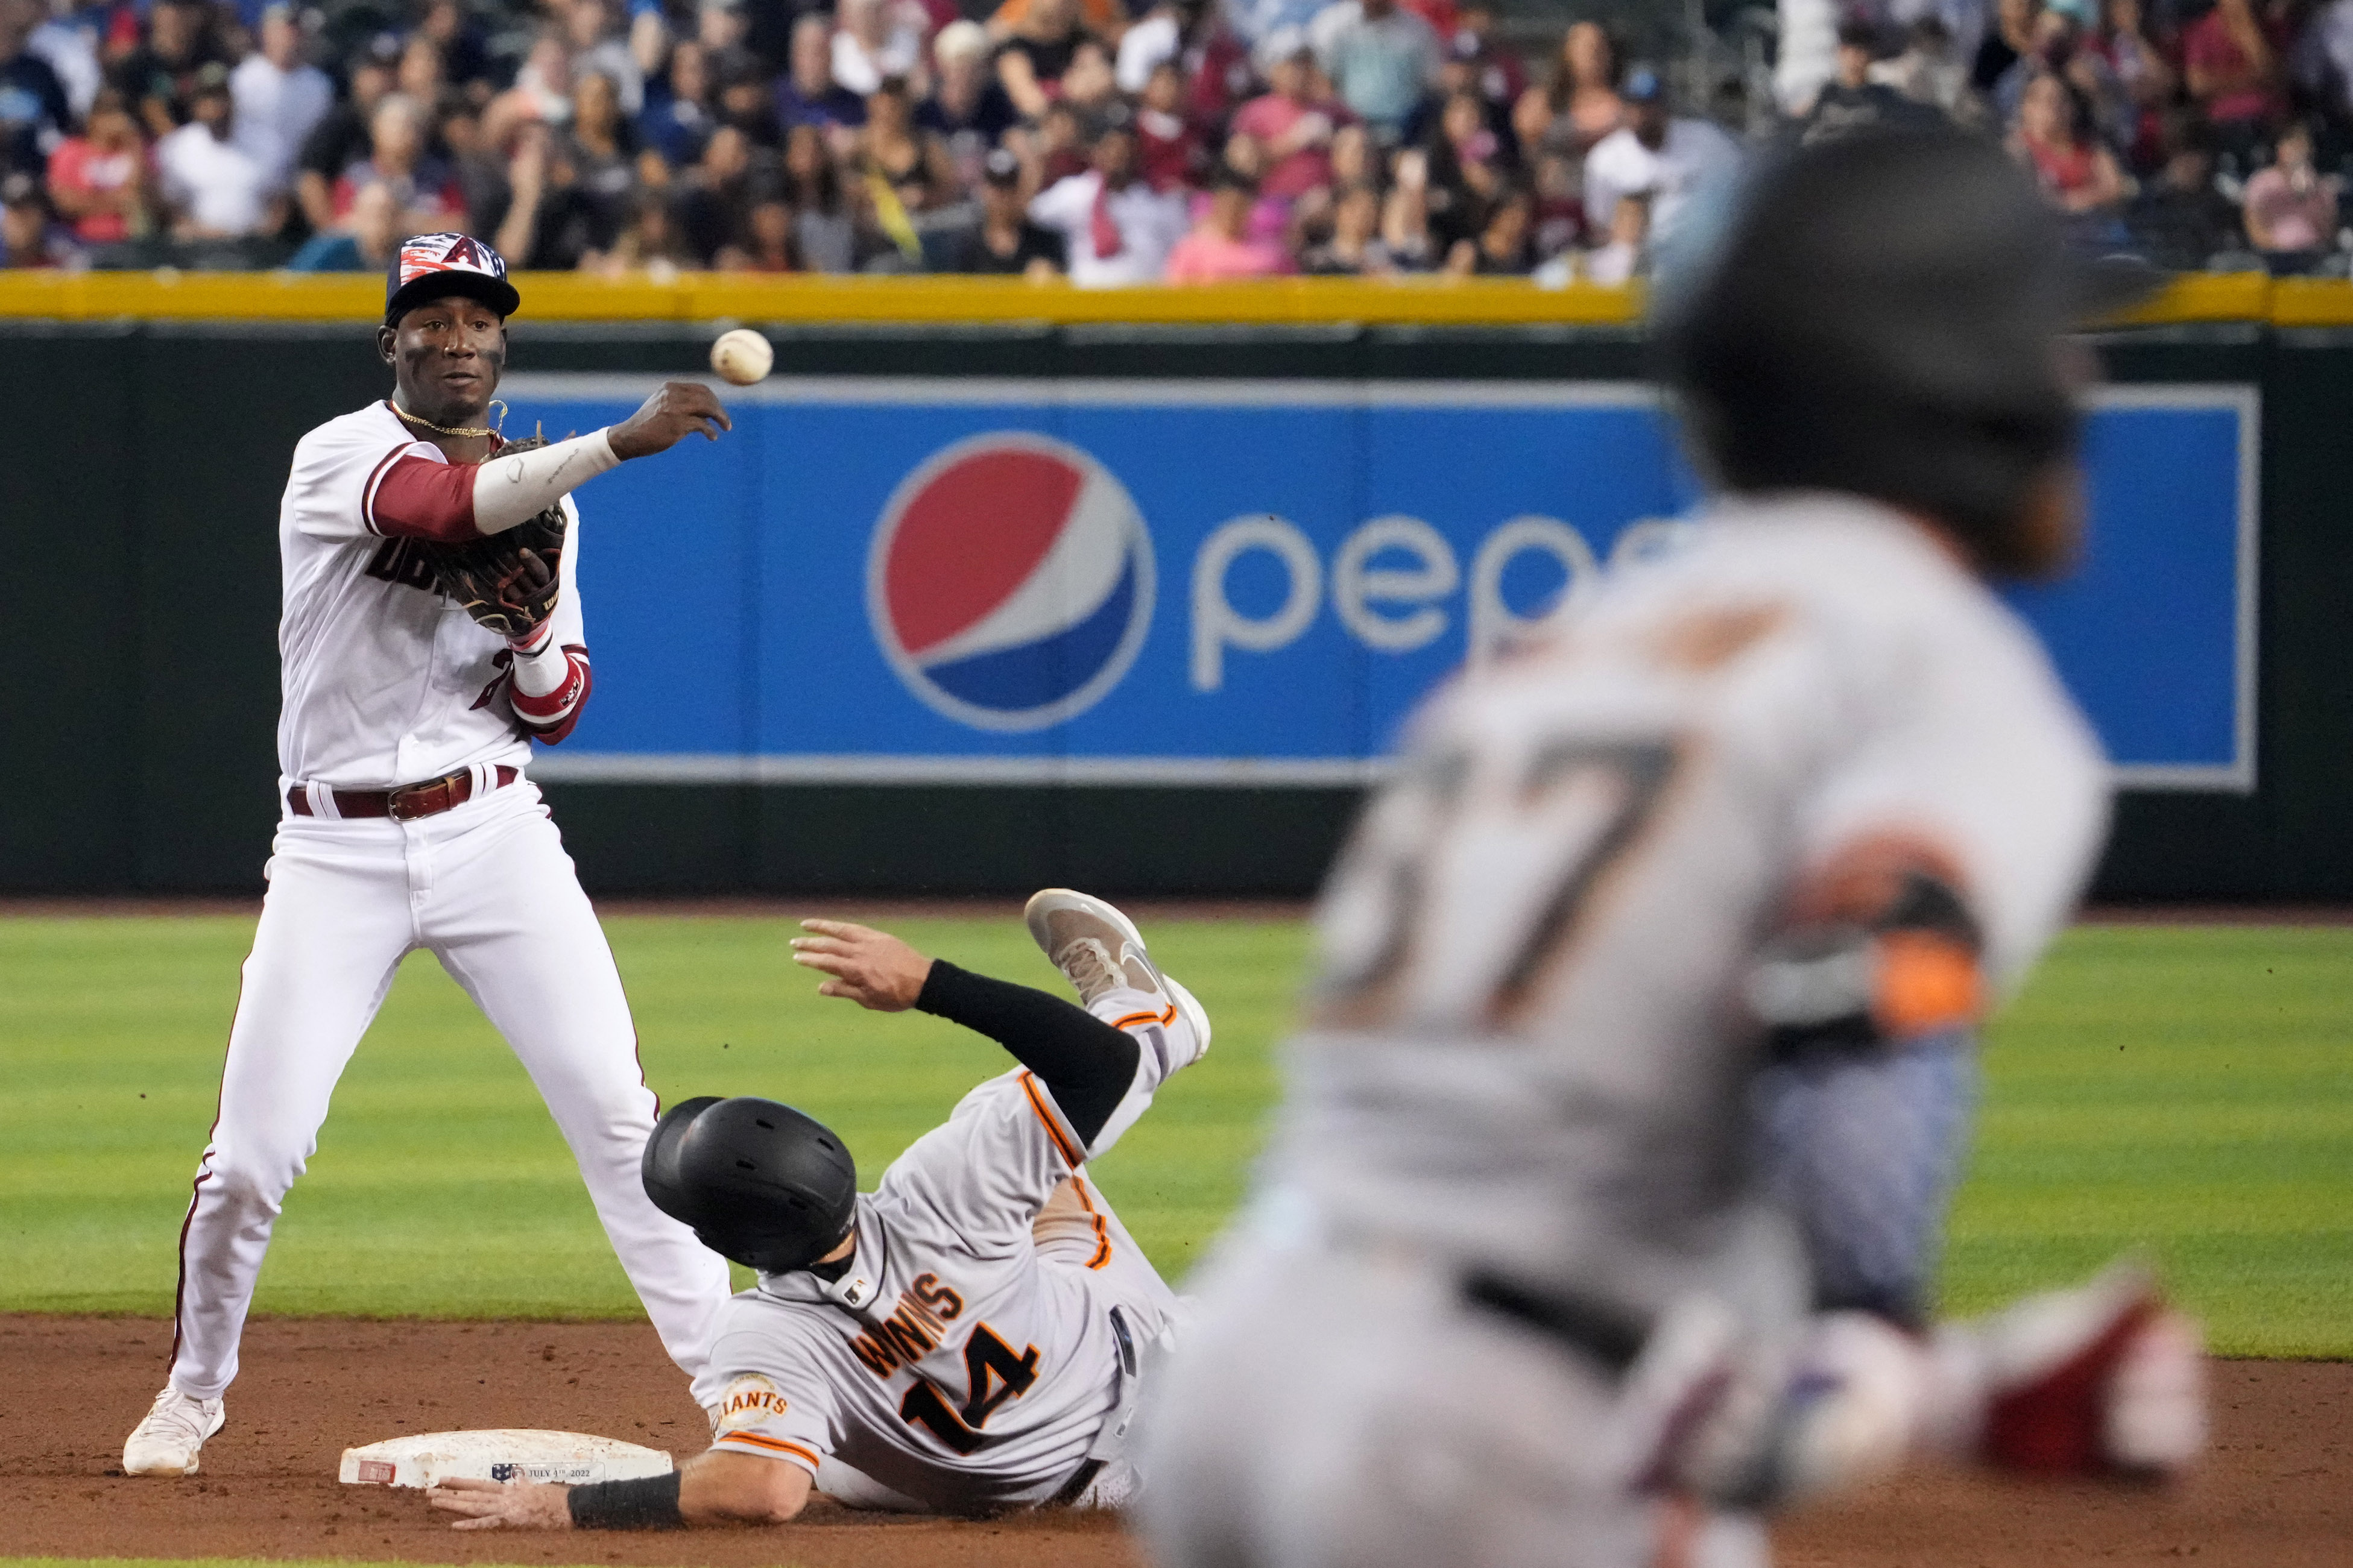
[504,374,2256,792]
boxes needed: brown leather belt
[287,765,519,822]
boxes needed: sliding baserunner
[427,890,1208,1530]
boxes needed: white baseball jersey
[1272,491,2109,1323]
[692,1068,1179,1513]
[277,400,584,790]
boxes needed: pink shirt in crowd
[1229,93,1350,200]
[1164,227,1292,281]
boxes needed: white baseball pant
[166,779,733,1399]
[1137,1232,1769,1568]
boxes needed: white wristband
[475,428,620,535]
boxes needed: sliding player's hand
[791,919,932,1012]
[428,1476,573,1530]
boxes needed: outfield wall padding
[0,318,2340,900]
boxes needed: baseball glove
[423,434,567,639]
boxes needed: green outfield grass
[1,914,2345,1356]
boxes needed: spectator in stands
[230,6,330,189]
[935,143,1065,271]
[0,166,73,264]
[46,84,147,245]
[1029,105,1191,283]
[715,48,786,146]
[1136,56,1207,189]
[507,29,577,128]
[2010,71,2128,225]
[1233,30,1349,202]
[26,0,98,124]
[834,0,928,97]
[672,119,754,260]
[417,0,493,103]
[595,186,698,273]
[856,75,955,213]
[112,0,227,142]
[1117,0,1202,89]
[2184,0,2285,157]
[285,176,400,269]
[780,14,865,132]
[640,37,716,166]
[1527,148,1584,260]
[785,121,856,269]
[1512,19,1621,159]
[1059,37,1121,113]
[1804,17,1946,140]
[567,0,644,116]
[2296,0,2353,124]
[1972,0,2042,96]
[334,93,464,233]
[724,184,795,269]
[1166,165,1290,277]
[1444,178,1531,272]
[1311,0,1441,142]
[1298,176,1392,271]
[1580,65,1738,270]
[1453,8,1526,104]
[2083,0,2171,168]
[156,65,281,239]
[558,71,647,254]
[1380,144,1440,268]
[1032,97,1091,184]
[926,19,1019,169]
[997,0,1090,121]
[397,35,450,127]
[1869,16,1982,121]
[1422,85,1509,248]
[2125,119,2244,268]
[1227,0,1326,52]
[996,0,1126,47]
[294,39,395,235]
[0,0,69,180]
[2241,117,2340,268]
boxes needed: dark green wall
[0,319,2335,899]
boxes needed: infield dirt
[4,1315,2343,1568]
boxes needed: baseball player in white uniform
[422,890,1208,1531]
[1139,131,2206,1568]
[123,234,739,1478]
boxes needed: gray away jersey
[1267,493,2109,1333]
[690,1065,1180,1514]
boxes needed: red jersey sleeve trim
[519,647,593,745]
[370,452,484,543]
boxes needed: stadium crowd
[0,0,2348,277]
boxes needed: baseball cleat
[1026,889,1164,1007]
[1972,1260,2206,1478]
[1025,890,1211,1068]
[122,1386,226,1476]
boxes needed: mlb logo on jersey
[868,433,1157,732]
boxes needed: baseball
[710,328,774,386]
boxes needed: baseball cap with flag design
[384,232,522,326]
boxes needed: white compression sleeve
[473,429,621,535]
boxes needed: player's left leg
[412,786,732,1377]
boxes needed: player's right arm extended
[369,433,621,542]
[914,960,1142,1148]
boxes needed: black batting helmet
[1650,128,2161,575]
[642,1097,858,1275]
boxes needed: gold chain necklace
[392,398,507,439]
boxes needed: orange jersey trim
[1019,1070,1086,1169]
[1107,1001,1179,1032]
[716,1431,823,1469]
[1066,1177,1114,1270]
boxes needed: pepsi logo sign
[868,433,1157,732]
